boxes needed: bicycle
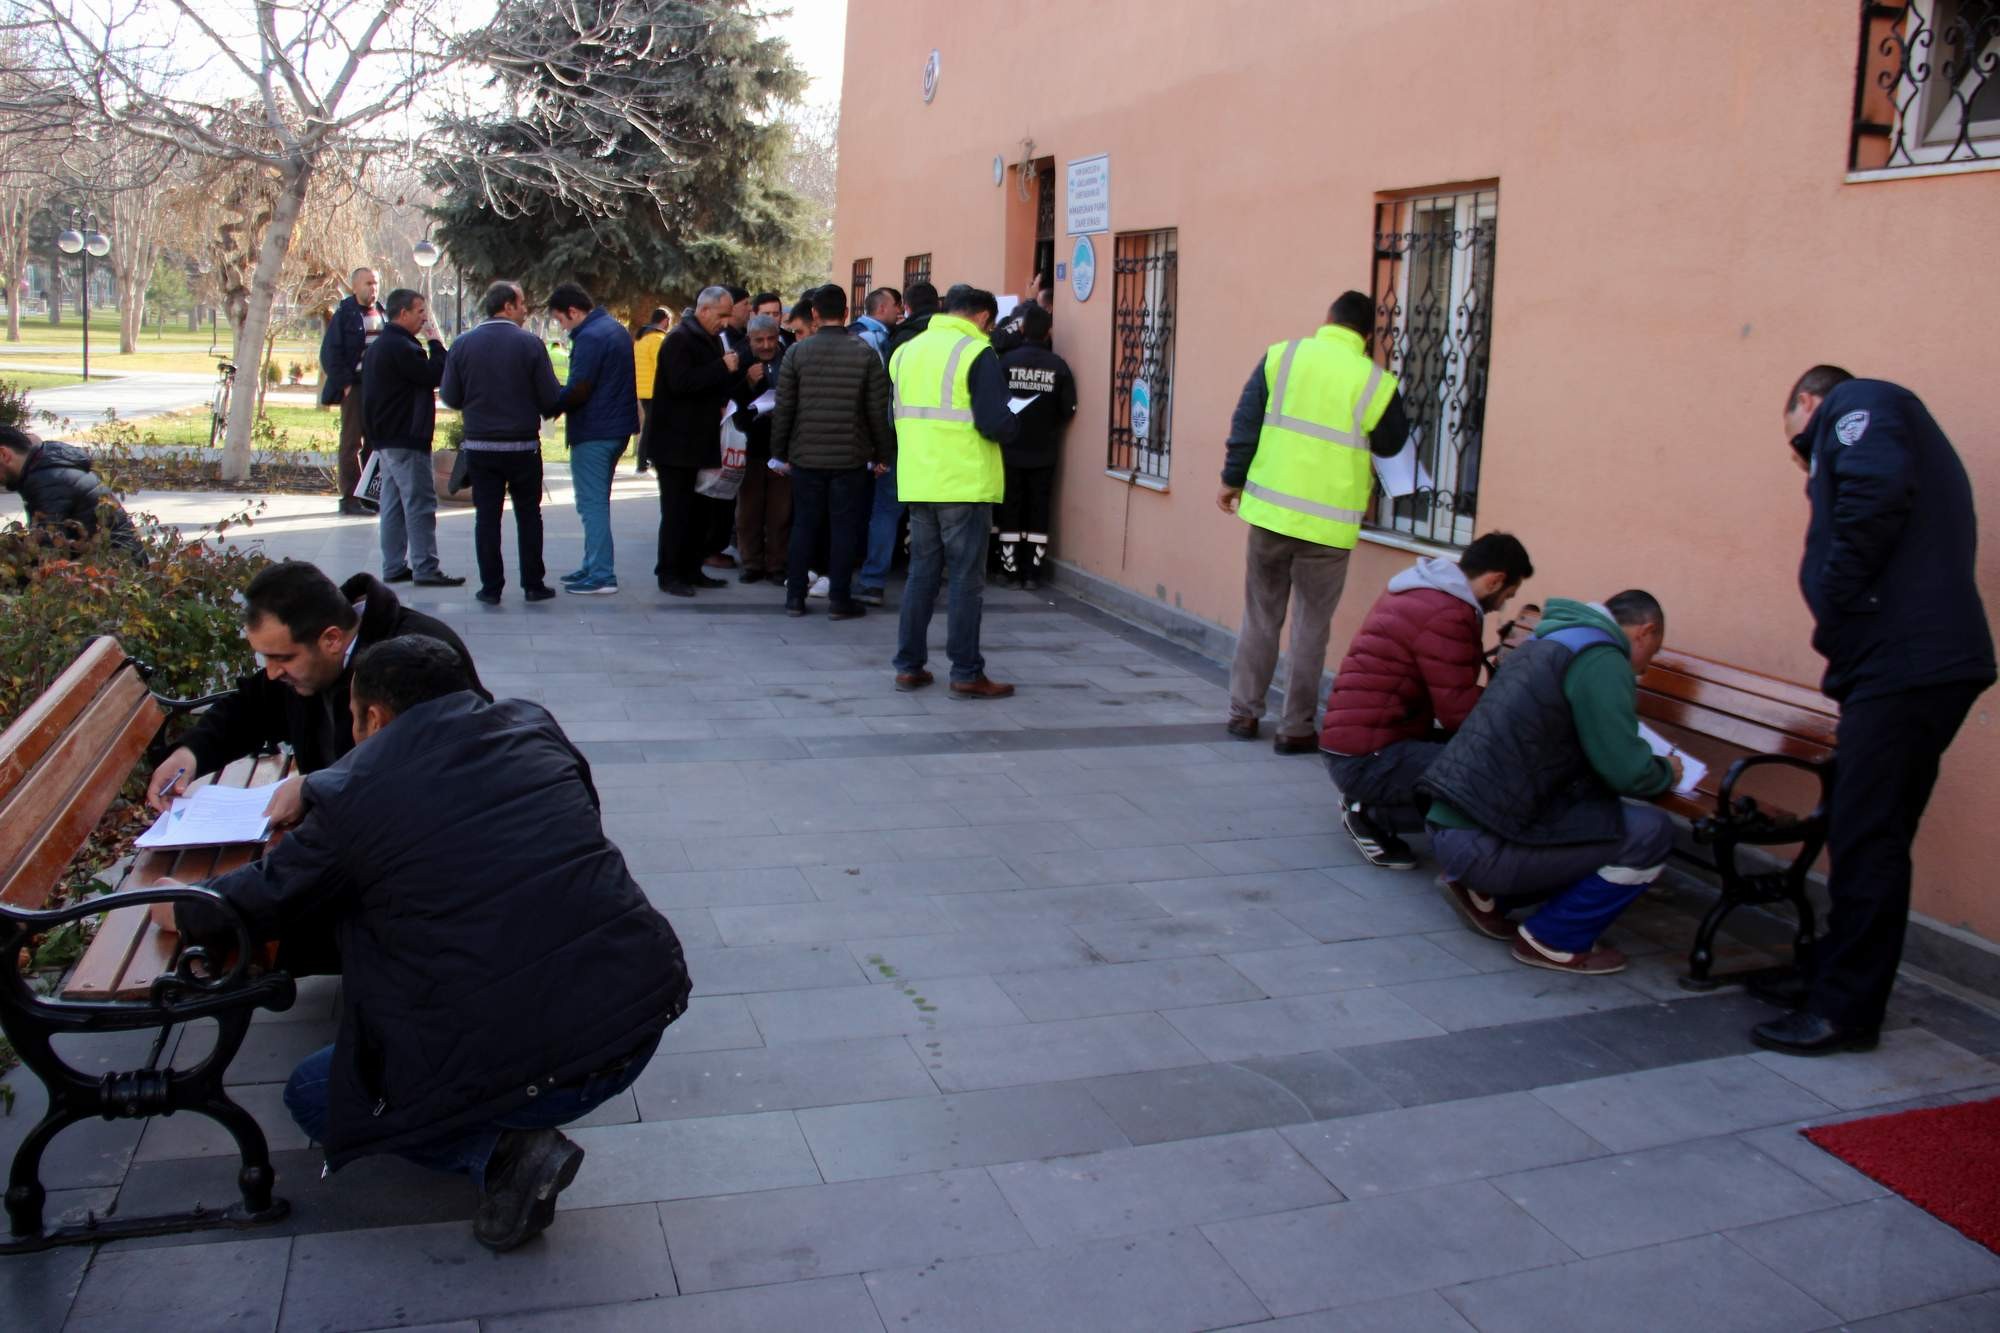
[207,358,237,450]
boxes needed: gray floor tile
[863,1228,1268,1333]
[1162,989,1446,1062]
[630,1036,938,1120]
[661,1168,1031,1292]
[796,1083,1129,1181]
[801,856,1026,898]
[173,1018,336,1087]
[67,1235,291,1332]
[1080,1053,1395,1144]
[1561,991,1788,1069]
[2,1246,90,1333]
[1750,1029,1999,1109]
[1001,844,1222,888]
[881,821,1090,859]
[681,830,903,871]
[279,1205,673,1332]
[1132,870,1371,914]
[1340,1017,1637,1106]
[1272,886,1465,942]
[1492,1135,1839,1257]
[846,927,1100,982]
[748,976,1029,1044]
[483,1275,887,1331]
[657,995,764,1055]
[1215,1291,1478,1330]
[132,1082,310,1160]
[922,1012,1207,1091]
[1735,1121,1891,1205]
[629,865,817,909]
[1072,908,1320,961]
[1531,1054,1835,1152]
[1726,1196,2000,1321]
[682,942,870,995]
[995,956,1266,1019]
[931,884,1170,929]
[1831,1290,2000,1331]
[1194,833,1368,874]
[710,899,953,946]
[1386,968,1653,1032]
[1226,935,1479,996]
[772,800,969,835]
[1281,1091,1607,1198]
[1440,1232,1835,1333]
[1201,1180,1575,1316]
[956,792,1146,825]
[559,1111,822,1208]
[989,1128,1341,1245]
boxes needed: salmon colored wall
[834,0,2000,944]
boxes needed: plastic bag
[697,413,749,500]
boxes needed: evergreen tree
[428,0,814,317]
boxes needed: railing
[1106,230,1177,482]
[1850,0,2000,171]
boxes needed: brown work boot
[950,675,1015,700]
[1439,877,1513,940]
[895,669,935,692]
[1226,716,1259,741]
[1510,925,1628,976]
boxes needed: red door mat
[1805,1097,2000,1253]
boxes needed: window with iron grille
[1368,186,1498,548]
[1107,230,1177,482]
[1851,0,2000,171]
[851,258,872,315]
[903,253,931,290]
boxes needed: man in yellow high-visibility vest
[1217,291,1410,753]
[889,285,1020,699]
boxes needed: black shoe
[785,599,807,617]
[659,579,695,598]
[473,1128,585,1253]
[1342,803,1417,870]
[739,568,765,584]
[854,587,885,607]
[475,589,502,605]
[523,585,556,602]
[1750,1010,1880,1057]
[828,601,866,621]
[383,569,413,583]
[413,573,467,587]
[691,574,727,589]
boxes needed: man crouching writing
[165,635,691,1252]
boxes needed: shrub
[263,360,282,386]
[0,379,30,429]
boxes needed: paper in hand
[135,783,276,849]
[1636,723,1707,796]
[1373,426,1431,499]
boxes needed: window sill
[1104,468,1170,493]
[1359,527,1463,558]
[1846,157,2000,184]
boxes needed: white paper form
[749,388,777,416]
[1007,395,1037,415]
[135,784,276,849]
[1637,722,1708,796]
[1372,427,1433,499]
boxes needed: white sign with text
[1065,154,1110,235]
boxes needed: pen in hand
[156,767,187,802]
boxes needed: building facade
[834,0,1999,956]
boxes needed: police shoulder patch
[1834,410,1870,445]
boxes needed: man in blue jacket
[547,282,638,595]
[441,282,564,604]
[1753,368,1995,1056]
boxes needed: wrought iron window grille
[1851,0,2000,171]
[903,253,932,290]
[1107,229,1178,482]
[851,258,872,316]
[1368,186,1498,549]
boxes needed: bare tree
[3,0,734,479]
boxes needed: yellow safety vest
[1238,324,1396,549]
[889,313,1004,504]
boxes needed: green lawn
[0,369,86,390]
[105,404,579,462]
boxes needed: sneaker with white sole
[1510,924,1628,975]
[807,573,830,599]
[1439,876,1514,940]
[565,579,619,596]
[1341,803,1417,870]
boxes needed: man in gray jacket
[770,284,894,619]
[440,282,564,604]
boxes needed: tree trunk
[221,161,311,482]
[109,186,159,356]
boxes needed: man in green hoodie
[1416,592,1681,975]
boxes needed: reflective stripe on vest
[892,316,1005,503]
[1262,342,1386,451]
[1238,326,1396,548]
[1240,480,1367,526]
[892,336,977,423]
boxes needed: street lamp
[412,238,440,319]
[55,209,111,382]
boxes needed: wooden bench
[1492,606,1837,989]
[0,637,296,1253]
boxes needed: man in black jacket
[172,636,690,1252]
[0,427,144,560]
[996,304,1076,589]
[362,288,462,587]
[1752,368,1995,1057]
[770,284,894,619]
[318,266,385,515]
[644,286,742,596]
[440,281,563,604]
[729,315,789,584]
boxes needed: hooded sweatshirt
[11,441,143,558]
[1319,556,1487,755]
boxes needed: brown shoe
[1226,716,1259,741]
[1510,925,1628,976]
[1272,733,1318,755]
[895,670,935,692]
[1440,877,1513,941]
[950,676,1015,700]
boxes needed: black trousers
[655,465,702,584]
[997,464,1056,575]
[1324,739,1445,833]
[1810,680,1985,1029]
[787,465,868,603]
[465,449,545,594]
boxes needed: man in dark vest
[1418,592,1681,976]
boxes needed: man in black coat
[362,288,462,586]
[172,636,690,1252]
[0,427,144,560]
[318,266,385,515]
[1753,368,1995,1056]
[642,285,742,596]
[996,303,1076,589]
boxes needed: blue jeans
[376,447,441,580]
[568,438,626,584]
[284,1034,659,1184]
[895,501,989,682]
[858,466,904,592]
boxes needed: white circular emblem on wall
[1834,410,1870,445]
[994,154,1005,186]
[922,50,941,103]
[1070,234,1096,303]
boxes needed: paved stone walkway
[6,476,2000,1331]
[23,369,220,429]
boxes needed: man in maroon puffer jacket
[1320,532,1534,867]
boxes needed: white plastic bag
[697,412,749,500]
